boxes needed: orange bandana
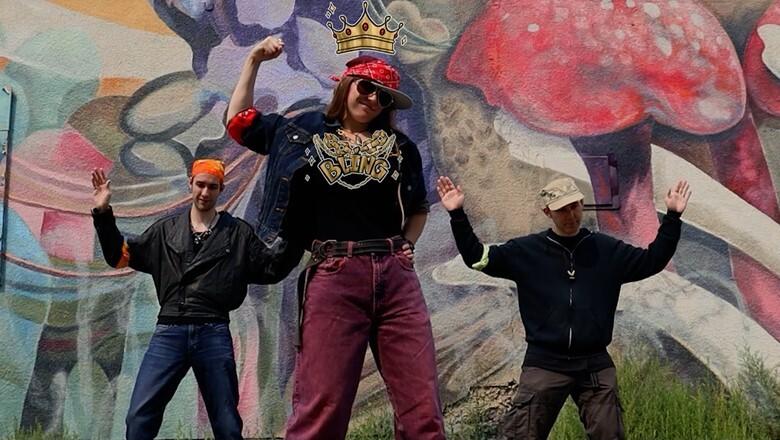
[191,159,225,183]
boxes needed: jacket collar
[169,209,192,254]
[168,208,233,255]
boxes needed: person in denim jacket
[225,37,445,440]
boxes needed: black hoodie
[448,208,682,371]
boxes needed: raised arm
[226,36,284,123]
[437,176,490,266]
[91,168,155,273]
[621,180,691,282]
[91,168,131,269]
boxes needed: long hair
[325,75,396,131]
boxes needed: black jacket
[449,209,682,357]
[93,207,277,322]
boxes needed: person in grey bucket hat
[437,174,691,440]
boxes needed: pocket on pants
[154,323,177,333]
[393,252,415,271]
[501,389,535,439]
[202,322,231,336]
[314,256,347,276]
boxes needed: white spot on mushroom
[615,29,627,40]
[601,0,614,10]
[669,0,679,8]
[716,36,725,46]
[655,36,673,57]
[691,13,704,28]
[554,7,569,22]
[528,23,540,32]
[758,24,780,80]
[600,55,614,66]
[626,0,636,7]
[691,40,701,52]
[669,24,684,39]
[575,16,588,30]
[643,3,661,19]
[697,96,737,123]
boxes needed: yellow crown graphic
[327,2,404,54]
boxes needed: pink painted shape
[707,111,780,220]
[39,210,95,262]
[732,250,780,341]
[52,127,113,174]
[447,0,745,136]
[196,390,209,436]
[12,128,113,210]
[744,0,780,115]
[729,1,780,342]
[236,324,261,434]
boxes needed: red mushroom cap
[447,0,745,137]
[744,0,780,116]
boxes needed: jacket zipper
[546,233,591,352]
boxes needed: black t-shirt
[287,128,404,243]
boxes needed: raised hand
[436,176,465,211]
[249,36,285,63]
[665,179,691,214]
[91,168,112,211]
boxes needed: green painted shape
[4,29,100,135]
[12,29,101,80]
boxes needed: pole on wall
[0,86,12,288]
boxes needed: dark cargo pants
[500,366,625,440]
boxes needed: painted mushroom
[447,0,780,340]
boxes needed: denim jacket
[227,109,430,280]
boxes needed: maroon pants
[284,251,445,440]
[500,367,625,440]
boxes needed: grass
[549,354,771,439]
[1,425,79,440]
[736,348,780,439]
[347,350,780,440]
[5,351,778,439]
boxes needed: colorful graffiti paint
[0,0,778,437]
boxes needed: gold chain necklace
[337,128,369,144]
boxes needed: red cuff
[227,108,259,145]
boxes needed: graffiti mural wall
[0,0,778,437]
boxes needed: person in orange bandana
[91,159,275,440]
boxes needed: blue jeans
[126,323,242,439]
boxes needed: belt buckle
[312,240,336,262]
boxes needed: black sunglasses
[356,79,395,109]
